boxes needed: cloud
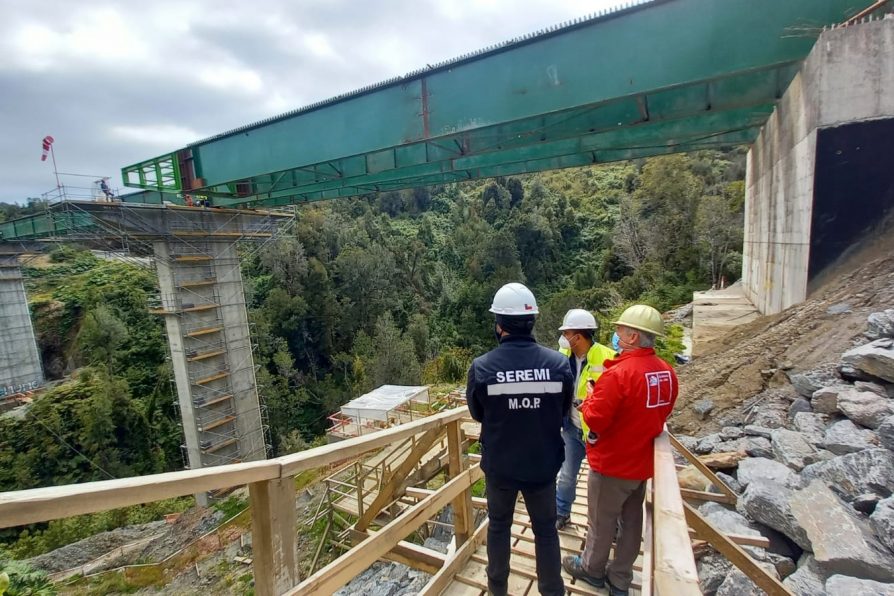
[0,0,627,201]
[109,124,206,147]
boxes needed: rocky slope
[676,308,894,595]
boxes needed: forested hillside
[0,150,746,500]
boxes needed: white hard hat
[490,282,539,316]
[558,309,598,331]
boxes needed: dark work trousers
[485,476,565,596]
[581,470,647,590]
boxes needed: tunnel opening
[808,117,894,286]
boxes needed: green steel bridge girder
[239,103,775,205]
[121,0,873,205]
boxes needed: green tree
[76,306,127,371]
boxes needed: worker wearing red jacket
[562,305,678,596]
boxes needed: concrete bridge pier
[743,18,894,314]
[153,238,267,505]
[0,256,43,404]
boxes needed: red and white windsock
[40,135,54,161]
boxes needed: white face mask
[558,335,571,350]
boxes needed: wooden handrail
[0,460,281,528]
[0,406,469,530]
[651,429,701,595]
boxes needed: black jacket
[467,334,574,488]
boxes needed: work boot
[561,555,605,588]
[606,577,630,596]
[555,514,571,530]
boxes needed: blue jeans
[556,418,586,517]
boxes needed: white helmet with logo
[490,282,539,315]
[558,308,598,331]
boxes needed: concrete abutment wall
[743,18,894,314]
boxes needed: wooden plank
[684,502,794,596]
[203,437,238,453]
[249,477,298,596]
[186,326,223,337]
[356,426,444,531]
[669,433,738,502]
[447,419,474,546]
[195,371,230,385]
[280,407,468,476]
[346,529,449,575]
[419,519,489,596]
[0,460,280,528]
[196,393,233,408]
[187,349,226,362]
[405,487,488,510]
[286,464,482,595]
[680,488,736,504]
[198,415,236,432]
[652,430,701,596]
[687,528,770,549]
[388,541,448,575]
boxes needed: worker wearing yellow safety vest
[555,309,617,530]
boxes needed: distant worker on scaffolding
[563,305,678,596]
[98,177,114,201]
[467,282,573,596]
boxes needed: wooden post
[355,462,365,519]
[419,519,488,595]
[446,419,474,547]
[249,477,299,596]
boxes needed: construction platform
[435,462,645,596]
[691,284,761,357]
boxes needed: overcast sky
[0,0,629,202]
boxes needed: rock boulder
[740,477,811,549]
[716,564,779,596]
[790,480,894,582]
[801,449,894,501]
[825,574,894,595]
[792,412,828,445]
[823,419,878,455]
[837,389,894,429]
[812,385,845,415]
[737,457,800,489]
[771,429,825,471]
[841,339,894,383]
[878,416,894,451]
[867,309,894,340]
[870,497,894,554]
[783,554,828,596]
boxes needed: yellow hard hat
[613,304,665,337]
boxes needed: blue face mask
[611,332,621,352]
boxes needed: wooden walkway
[443,463,644,596]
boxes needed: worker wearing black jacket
[467,282,574,596]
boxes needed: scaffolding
[0,257,44,404]
[3,199,294,499]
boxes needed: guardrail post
[446,419,474,546]
[249,477,298,596]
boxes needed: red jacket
[581,348,678,480]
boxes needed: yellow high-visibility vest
[560,342,617,441]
